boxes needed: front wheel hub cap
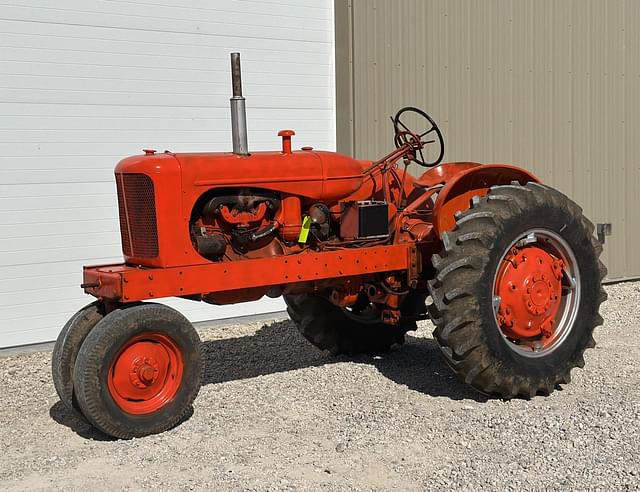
[107,333,184,415]
[129,356,160,388]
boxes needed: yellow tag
[298,215,311,243]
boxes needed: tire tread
[428,182,607,398]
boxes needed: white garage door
[0,1,335,348]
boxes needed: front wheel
[428,182,607,398]
[73,303,202,439]
[52,301,105,416]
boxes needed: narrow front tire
[52,301,105,415]
[73,303,202,439]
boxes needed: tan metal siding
[343,0,640,279]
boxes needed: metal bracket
[407,246,421,288]
[596,223,612,244]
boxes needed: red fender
[414,161,483,188]
[416,163,540,235]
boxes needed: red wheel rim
[492,229,580,356]
[107,332,184,415]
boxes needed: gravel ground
[0,282,639,491]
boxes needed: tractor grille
[115,173,159,258]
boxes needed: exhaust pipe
[230,52,249,155]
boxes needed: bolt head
[140,365,155,383]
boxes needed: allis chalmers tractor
[53,54,606,439]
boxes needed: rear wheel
[73,303,202,439]
[284,292,421,355]
[52,301,105,415]
[428,182,607,398]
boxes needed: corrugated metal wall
[0,0,335,347]
[338,0,640,280]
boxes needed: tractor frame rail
[83,244,418,303]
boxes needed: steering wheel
[392,106,445,167]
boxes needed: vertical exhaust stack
[230,52,249,155]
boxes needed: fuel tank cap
[277,129,295,154]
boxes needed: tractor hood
[175,149,369,203]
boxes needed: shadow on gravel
[52,319,487,439]
[201,320,331,385]
[49,401,116,441]
[49,400,195,440]
[201,320,488,402]
[370,335,488,402]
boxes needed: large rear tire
[428,182,607,398]
[73,303,202,439]
[284,293,421,355]
[52,301,105,415]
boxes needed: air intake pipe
[230,52,249,155]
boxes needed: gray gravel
[1,282,639,491]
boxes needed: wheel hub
[107,333,183,415]
[495,246,564,340]
[129,356,160,388]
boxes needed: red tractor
[53,54,606,439]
